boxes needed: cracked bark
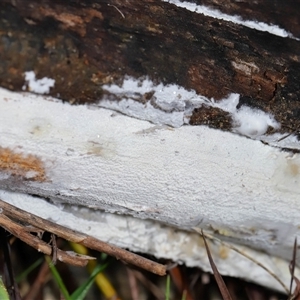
[0,0,300,134]
[184,0,300,38]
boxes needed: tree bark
[184,0,300,38]
[0,0,300,134]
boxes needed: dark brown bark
[186,0,300,38]
[0,0,300,134]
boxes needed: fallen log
[0,0,300,292]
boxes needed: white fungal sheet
[101,76,281,139]
[0,87,299,265]
[22,71,55,94]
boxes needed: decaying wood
[0,1,299,291]
[188,0,300,38]
[0,198,167,276]
[0,0,300,134]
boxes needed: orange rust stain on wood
[0,147,46,182]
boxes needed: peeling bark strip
[0,1,300,132]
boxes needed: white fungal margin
[101,76,280,139]
[212,94,280,138]
[22,71,55,94]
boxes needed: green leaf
[0,276,10,300]
[16,257,43,283]
[70,263,108,300]
[165,274,171,300]
[45,256,71,300]
[181,290,187,300]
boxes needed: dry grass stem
[194,227,290,294]
[23,261,51,300]
[201,229,232,300]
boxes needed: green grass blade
[181,290,187,300]
[70,263,108,300]
[0,277,9,300]
[16,257,43,283]
[165,274,171,300]
[45,256,71,300]
[100,253,108,261]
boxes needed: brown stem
[0,198,166,276]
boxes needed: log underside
[0,86,300,292]
[1,189,298,293]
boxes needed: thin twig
[277,132,292,142]
[51,233,58,265]
[194,227,289,294]
[289,238,297,296]
[0,213,93,267]
[0,198,166,276]
[288,238,300,300]
[107,4,125,18]
[126,268,140,300]
[23,260,51,300]
[129,269,165,300]
[0,228,22,300]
